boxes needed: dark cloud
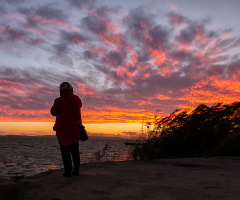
[122,131,138,136]
[19,4,67,22]
[81,15,107,34]
[175,22,206,45]
[17,4,68,34]
[170,49,193,62]
[92,64,125,84]
[105,50,126,68]
[17,7,33,15]
[167,11,187,26]
[136,50,151,62]
[96,5,119,16]
[61,30,89,44]
[0,4,8,14]
[176,28,195,45]
[48,40,73,67]
[2,25,28,41]
[68,0,97,9]
[206,64,226,77]
[226,60,240,79]
[83,50,98,60]
[36,4,67,21]
[124,6,155,30]
[26,38,44,45]
[80,5,118,35]
[2,0,25,4]
[0,24,44,47]
[147,25,170,50]
[123,6,155,41]
[53,43,69,56]
[133,72,194,97]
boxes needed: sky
[0,0,240,137]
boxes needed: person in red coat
[51,82,82,177]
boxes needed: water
[0,136,133,180]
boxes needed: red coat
[50,92,82,146]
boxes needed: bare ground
[1,157,240,200]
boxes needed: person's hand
[53,124,56,131]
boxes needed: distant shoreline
[0,134,128,140]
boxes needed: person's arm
[50,99,59,116]
[78,97,83,124]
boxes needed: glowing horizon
[0,122,144,138]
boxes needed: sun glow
[0,122,143,138]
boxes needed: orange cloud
[0,109,53,122]
[151,49,167,66]
[82,106,154,124]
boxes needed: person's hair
[59,82,73,96]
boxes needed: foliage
[93,144,111,161]
[132,102,240,160]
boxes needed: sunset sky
[1,0,240,137]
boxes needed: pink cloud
[1,2,240,123]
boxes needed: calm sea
[0,136,133,181]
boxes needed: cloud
[2,0,25,4]
[88,132,127,139]
[0,67,57,111]
[175,22,207,45]
[83,50,98,60]
[68,0,97,9]
[124,6,155,38]
[18,4,68,26]
[0,2,240,123]
[122,131,138,136]
[81,12,107,34]
[2,25,28,41]
[53,43,69,56]
[60,31,89,45]
[167,11,187,26]
[0,24,44,49]
[105,50,126,68]
[35,4,68,22]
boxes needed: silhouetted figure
[50,82,82,177]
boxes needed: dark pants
[59,140,80,175]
